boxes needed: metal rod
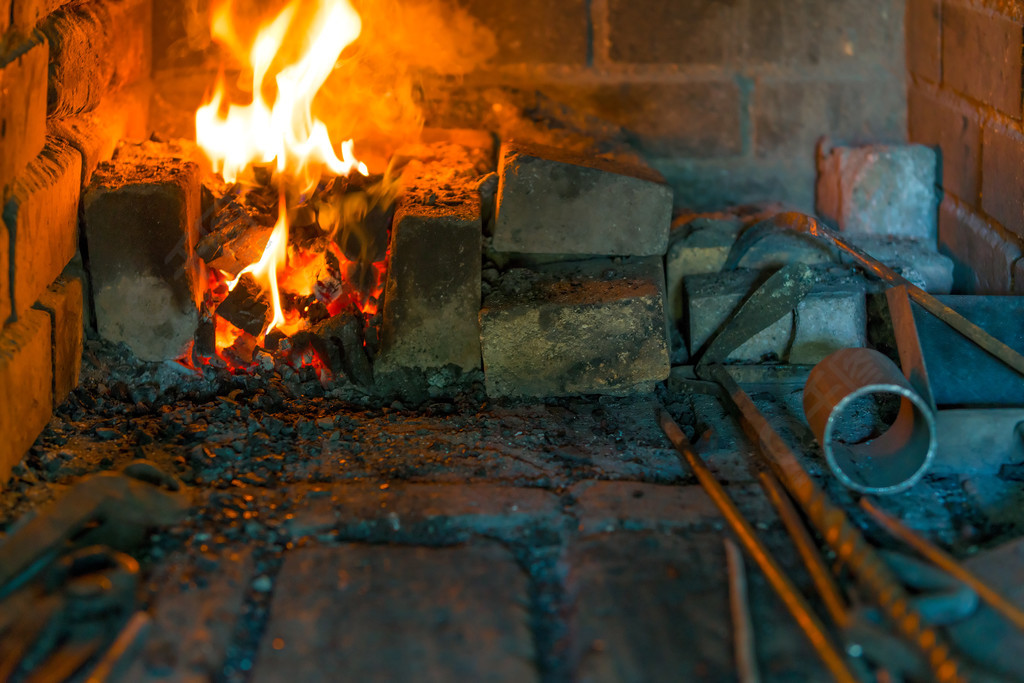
[758,470,849,628]
[705,364,964,683]
[860,499,1024,633]
[725,537,761,683]
[658,410,858,683]
[777,211,1024,379]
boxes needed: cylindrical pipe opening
[804,348,936,495]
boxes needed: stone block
[83,157,201,362]
[40,0,152,117]
[33,276,83,408]
[494,141,673,257]
[480,257,670,398]
[816,144,939,240]
[0,309,52,488]
[377,159,482,374]
[253,544,537,682]
[845,235,954,294]
[0,33,48,200]
[685,266,866,363]
[666,217,744,321]
[939,197,1021,294]
[982,124,1024,239]
[942,3,1023,117]
[907,84,980,205]
[4,137,82,319]
[48,83,152,187]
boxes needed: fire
[196,0,375,346]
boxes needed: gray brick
[906,0,942,81]
[816,144,939,240]
[666,217,744,322]
[0,310,52,488]
[942,3,1023,117]
[480,257,670,398]
[83,156,201,362]
[908,85,980,204]
[493,141,672,257]
[939,197,1022,293]
[4,137,82,319]
[607,0,738,64]
[0,33,48,200]
[846,235,954,293]
[254,544,537,683]
[982,123,1024,238]
[377,156,482,375]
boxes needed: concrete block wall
[907,0,1024,293]
[0,0,152,487]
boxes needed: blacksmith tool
[0,460,188,594]
[0,546,140,682]
[704,365,965,683]
[658,410,859,683]
[775,211,1024,379]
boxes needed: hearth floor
[2,344,1023,681]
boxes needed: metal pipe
[705,364,964,683]
[658,410,859,683]
[804,348,937,495]
[861,499,1024,633]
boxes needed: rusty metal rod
[658,410,858,683]
[777,211,1024,379]
[705,364,964,683]
[758,470,849,628]
[725,538,761,683]
[861,499,1024,633]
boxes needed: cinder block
[846,235,954,294]
[480,257,670,398]
[40,0,152,117]
[377,159,483,374]
[816,144,939,241]
[4,137,82,319]
[48,83,152,186]
[0,309,52,488]
[685,266,866,363]
[493,141,673,257]
[0,33,48,199]
[34,276,83,407]
[84,157,201,362]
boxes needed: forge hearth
[4,0,1024,681]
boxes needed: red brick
[942,3,1023,117]
[607,0,738,64]
[4,137,82,319]
[907,0,942,81]
[0,309,52,488]
[0,33,48,200]
[754,79,905,158]
[0,222,7,327]
[982,123,1024,237]
[455,0,586,65]
[908,85,981,204]
[939,196,1022,293]
[40,0,152,118]
[34,276,83,408]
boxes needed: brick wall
[907,0,1024,293]
[0,0,152,487]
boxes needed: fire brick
[908,85,981,205]
[40,0,152,118]
[12,0,74,31]
[33,276,83,408]
[480,257,670,398]
[377,165,483,375]
[942,3,1023,118]
[905,0,941,82]
[493,142,673,257]
[4,137,82,320]
[666,217,744,322]
[981,124,1024,239]
[939,197,1022,294]
[0,309,52,488]
[816,144,939,241]
[0,33,48,200]
[253,544,537,682]
[83,157,201,362]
